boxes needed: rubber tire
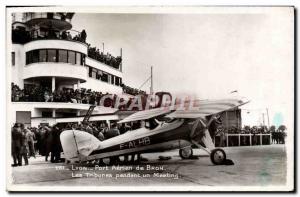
[179,147,193,159]
[210,148,226,165]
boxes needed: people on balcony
[12,26,31,44]
[61,31,67,39]
[12,26,122,70]
[12,27,87,44]
[81,29,87,43]
[67,32,72,40]
[87,47,122,69]
[122,84,146,96]
[11,83,149,111]
[12,83,116,107]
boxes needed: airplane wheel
[210,148,226,165]
[179,147,193,159]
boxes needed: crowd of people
[11,83,149,110]
[12,26,87,44]
[215,125,287,147]
[11,120,145,167]
[88,47,122,69]
[122,85,146,96]
[12,83,118,106]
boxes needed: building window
[12,52,15,66]
[68,51,76,65]
[76,52,81,65]
[47,49,57,62]
[101,72,108,82]
[115,77,122,86]
[39,50,47,62]
[58,50,68,63]
[32,50,39,63]
[26,52,29,64]
[111,75,115,84]
[26,49,84,65]
[81,54,85,65]
[115,77,119,86]
[92,68,97,78]
[89,67,92,77]
[87,66,121,86]
[42,111,52,118]
[96,70,102,80]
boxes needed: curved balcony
[23,13,73,31]
[23,63,87,83]
[24,39,88,55]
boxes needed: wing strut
[82,105,96,124]
[72,130,80,161]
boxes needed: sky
[71,8,294,128]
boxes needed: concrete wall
[12,44,25,88]
[80,77,123,94]
[23,63,88,82]
[86,57,123,78]
[24,39,88,55]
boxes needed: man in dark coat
[11,124,22,166]
[50,125,62,163]
[38,125,47,156]
[44,126,53,162]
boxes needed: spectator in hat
[81,29,87,43]
[67,32,72,40]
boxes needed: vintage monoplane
[60,97,249,165]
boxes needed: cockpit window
[145,118,159,130]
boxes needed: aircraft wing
[166,97,249,119]
[118,107,172,124]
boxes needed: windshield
[144,118,160,130]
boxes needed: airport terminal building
[9,12,125,127]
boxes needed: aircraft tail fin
[60,130,101,162]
